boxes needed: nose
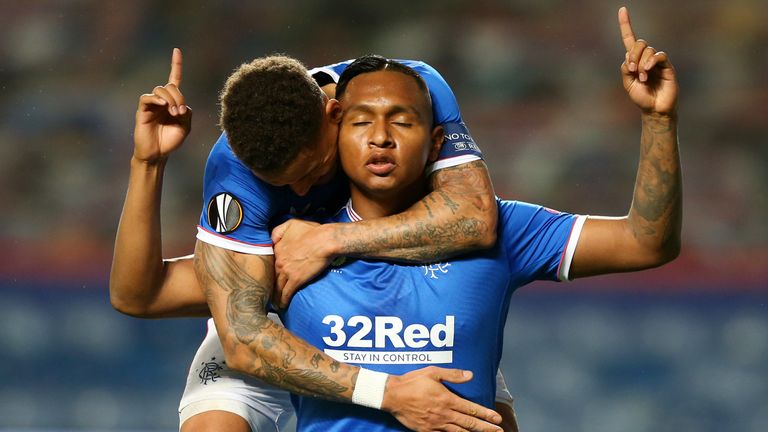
[369,121,394,148]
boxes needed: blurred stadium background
[1,0,766,430]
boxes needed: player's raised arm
[569,7,682,278]
[110,48,207,317]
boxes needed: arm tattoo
[194,242,354,401]
[342,216,487,262]
[333,160,495,262]
[630,114,682,245]
[430,161,490,212]
[196,241,272,343]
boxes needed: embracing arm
[194,240,502,431]
[271,160,497,300]
[194,240,356,399]
[328,159,496,261]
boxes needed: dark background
[1,0,766,430]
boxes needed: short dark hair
[336,55,432,117]
[219,55,325,175]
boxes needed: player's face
[337,71,443,198]
[254,111,339,196]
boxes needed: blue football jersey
[196,133,348,253]
[281,200,587,432]
[198,59,483,253]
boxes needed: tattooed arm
[193,240,503,431]
[193,241,354,400]
[570,8,681,278]
[328,159,497,261]
[271,159,497,303]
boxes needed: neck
[348,180,427,219]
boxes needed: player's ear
[327,99,343,124]
[428,125,444,162]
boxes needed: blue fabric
[281,199,578,431]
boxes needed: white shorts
[179,317,296,432]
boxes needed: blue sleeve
[196,133,278,255]
[498,200,583,284]
[399,60,483,167]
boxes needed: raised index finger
[168,47,183,87]
[618,6,636,52]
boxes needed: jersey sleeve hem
[196,226,274,255]
[557,215,587,281]
[425,154,482,176]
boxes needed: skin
[111,49,504,432]
[569,6,681,277]
[181,410,250,432]
[325,68,501,432]
[334,70,444,215]
[271,9,681,303]
[324,5,681,419]
[111,6,680,431]
[332,19,681,280]
[111,49,207,319]
[271,160,495,306]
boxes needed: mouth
[365,153,396,176]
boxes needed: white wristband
[352,368,389,409]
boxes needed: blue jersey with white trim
[281,200,585,432]
[198,59,482,253]
[196,133,348,253]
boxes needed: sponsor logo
[423,262,451,279]
[207,193,243,234]
[321,315,454,364]
[325,349,451,364]
[289,203,312,216]
[329,256,346,273]
[197,356,225,385]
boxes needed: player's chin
[361,176,400,194]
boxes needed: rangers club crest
[207,192,243,234]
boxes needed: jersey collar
[344,199,363,222]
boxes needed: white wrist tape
[352,368,389,409]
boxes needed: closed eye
[392,122,412,128]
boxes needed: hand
[382,367,502,432]
[271,219,335,308]
[134,48,192,164]
[618,7,678,116]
